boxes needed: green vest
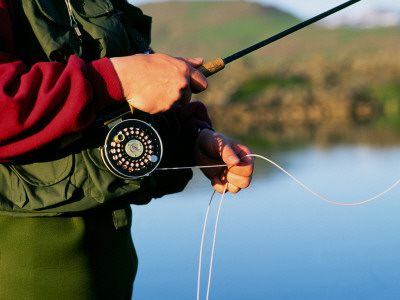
[1,0,192,217]
[14,0,151,65]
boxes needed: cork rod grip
[196,58,225,77]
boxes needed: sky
[132,0,400,19]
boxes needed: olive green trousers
[0,206,137,300]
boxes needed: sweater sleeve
[0,1,124,162]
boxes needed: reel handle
[98,102,132,126]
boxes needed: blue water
[131,145,400,299]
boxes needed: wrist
[195,124,215,142]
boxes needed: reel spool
[101,119,163,179]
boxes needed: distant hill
[139,1,399,63]
[139,1,299,60]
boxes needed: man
[0,0,253,298]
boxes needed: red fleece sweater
[0,0,124,162]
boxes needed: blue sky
[132,0,400,19]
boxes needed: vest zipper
[64,0,83,43]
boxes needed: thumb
[221,141,241,167]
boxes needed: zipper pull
[72,23,83,43]
[65,0,82,43]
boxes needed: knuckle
[229,185,240,194]
[243,168,254,177]
[180,60,191,72]
[174,59,190,73]
[242,179,251,189]
[177,77,189,89]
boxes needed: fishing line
[197,187,224,300]
[196,185,227,300]
[156,164,227,171]
[196,191,214,300]
[160,153,400,206]
[195,153,400,300]
[248,154,400,206]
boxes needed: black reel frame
[101,119,163,179]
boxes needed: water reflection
[131,144,400,300]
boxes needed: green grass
[142,1,399,61]
[232,74,309,103]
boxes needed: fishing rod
[100,0,362,180]
[198,0,361,77]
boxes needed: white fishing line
[196,153,400,300]
[197,192,214,300]
[156,164,227,171]
[197,184,228,300]
[248,154,400,206]
[161,153,400,206]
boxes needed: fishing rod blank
[198,0,362,77]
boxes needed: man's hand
[194,129,254,193]
[110,53,208,114]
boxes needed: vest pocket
[83,147,142,202]
[9,155,76,211]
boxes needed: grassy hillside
[139,1,400,146]
[140,1,299,60]
[140,1,398,62]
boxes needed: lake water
[131,144,400,300]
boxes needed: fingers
[220,140,254,171]
[219,141,241,167]
[212,143,254,194]
[222,163,253,193]
[226,153,254,178]
[182,57,204,67]
[178,57,208,94]
[190,72,209,94]
[223,142,254,193]
[211,170,252,194]
[194,129,254,194]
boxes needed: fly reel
[101,119,163,179]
